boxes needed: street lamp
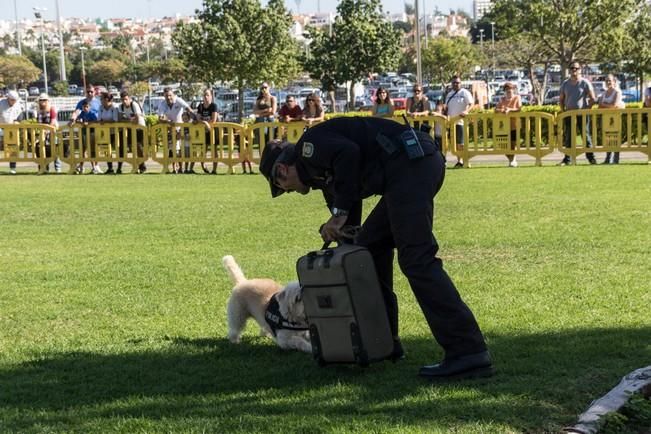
[33,7,48,94]
[415,0,422,84]
[14,0,22,55]
[55,0,66,82]
[490,22,495,81]
[79,46,87,90]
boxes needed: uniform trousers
[356,139,487,358]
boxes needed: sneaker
[105,168,114,174]
[557,160,570,166]
[138,165,147,174]
[588,159,597,165]
[55,167,62,173]
[453,162,464,169]
[509,160,518,168]
[10,169,16,175]
[92,165,103,174]
[116,168,122,174]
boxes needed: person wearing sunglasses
[302,93,324,125]
[444,76,474,168]
[558,62,597,165]
[406,85,430,117]
[279,95,303,123]
[258,117,492,380]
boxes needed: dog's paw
[228,333,241,344]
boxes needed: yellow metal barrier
[557,108,650,164]
[1,123,58,173]
[58,122,147,173]
[149,122,249,173]
[448,111,556,167]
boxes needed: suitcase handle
[307,247,334,269]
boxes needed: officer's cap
[260,141,296,198]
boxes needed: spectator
[157,87,193,174]
[557,62,597,165]
[249,82,277,174]
[598,74,625,165]
[406,84,430,116]
[371,87,394,118]
[0,90,25,174]
[444,76,474,168]
[302,93,325,125]
[98,92,121,174]
[118,91,147,174]
[194,88,220,174]
[70,85,101,124]
[72,100,102,174]
[644,85,651,108]
[34,93,59,173]
[494,82,522,167]
[279,95,303,123]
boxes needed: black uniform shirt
[293,117,409,212]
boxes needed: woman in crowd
[495,82,522,167]
[34,93,59,173]
[194,88,221,174]
[372,87,394,118]
[98,92,122,174]
[598,74,625,164]
[302,93,325,125]
[406,84,430,116]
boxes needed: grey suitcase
[296,244,394,366]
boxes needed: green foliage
[52,80,69,96]
[602,393,651,434]
[173,0,299,109]
[422,36,482,85]
[88,58,127,86]
[487,0,642,75]
[0,55,40,87]
[304,0,401,105]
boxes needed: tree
[597,4,651,100]
[304,0,401,107]
[493,34,554,104]
[487,0,642,78]
[0,55,40,88]
[173,0,300,119]
[421,36,482,86]
[88,59,127,86]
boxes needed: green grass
[1,165,650,433]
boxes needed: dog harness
[264,294,309,337]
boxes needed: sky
[3,0,473,21]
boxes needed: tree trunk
[238,83,244,122]
[328,90,336,113]
[348,81,355,111]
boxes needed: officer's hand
[320,215,348,242]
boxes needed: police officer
[260,116,492,379]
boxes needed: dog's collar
[265,294,309,336]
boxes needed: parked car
[389,90,408,110]
[425,90,444,104]
[143,96,164,115]
[28,86,40,96]
[543,88,560,105]
[18,88,28,99]
[223,99,256,122]
[67,84,78,95]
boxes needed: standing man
[444,76,474,168]
[259,117,492,380]
[70,84,101,123]
[0,91,25,174]
[558,62,597,165]
[157,88,194,174]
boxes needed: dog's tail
[222,255,246,286]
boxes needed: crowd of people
[2,71,651,174]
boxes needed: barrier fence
[1,109,649,173]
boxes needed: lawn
[0,165,650,433]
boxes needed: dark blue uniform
[291,117,487,359]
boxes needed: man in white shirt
[157,88,195,173]
[0,91,25,174]
[119,91,147,173]
[444,77,474,168]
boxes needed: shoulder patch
[302,142,314,158]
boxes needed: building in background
[473,0,493,21]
